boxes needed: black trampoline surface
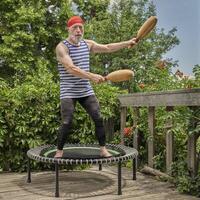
[42,146,122,159]
[27,143,138,165]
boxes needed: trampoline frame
[26,144,138,197]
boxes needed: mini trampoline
[27,143,138,197]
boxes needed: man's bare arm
[56,42,104,83]
[86,38,137,53]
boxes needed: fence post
[120,106,127,144]
[148,106,155,168]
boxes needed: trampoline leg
[118,161,122,195]
[27,158,31,183]
[132,158,137,180]
[99,164,102,171]
[55,162,59,197]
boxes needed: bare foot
[54,150,63,158]
[100,146,112,158]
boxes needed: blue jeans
[57,95,106,150]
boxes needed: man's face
[68,23,84,44]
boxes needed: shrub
[0,72,124,171]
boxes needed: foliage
[171,160,200,197]
[0,0,72,81]
[193,64,200,81]
[82,0,180,93]
[72,0,110,20]
[0,75,123,171]
[0,63,60,171]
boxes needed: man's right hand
[89,73,105,84]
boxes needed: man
[55,16,137,158]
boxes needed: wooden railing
[118,88,200,177]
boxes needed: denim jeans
[57,95,106,150]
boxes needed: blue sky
[151,0,200,76]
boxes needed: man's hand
[89,73,105,84]
[128,37,138,48]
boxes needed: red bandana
[67,16,84,28]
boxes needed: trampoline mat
[40,146,124,159]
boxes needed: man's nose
[76,27,81,32]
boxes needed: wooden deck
[0,165,198,200]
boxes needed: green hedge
[0,71,125,171]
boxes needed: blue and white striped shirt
[58,40,94,99]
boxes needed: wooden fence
[118,88,200,177]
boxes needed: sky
[151,0,200,76]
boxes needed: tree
[193,64,200,81]
[0,0,180,87]
[0,0,72,82]
[73,0,180,91]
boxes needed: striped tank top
[58,39,94,99]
